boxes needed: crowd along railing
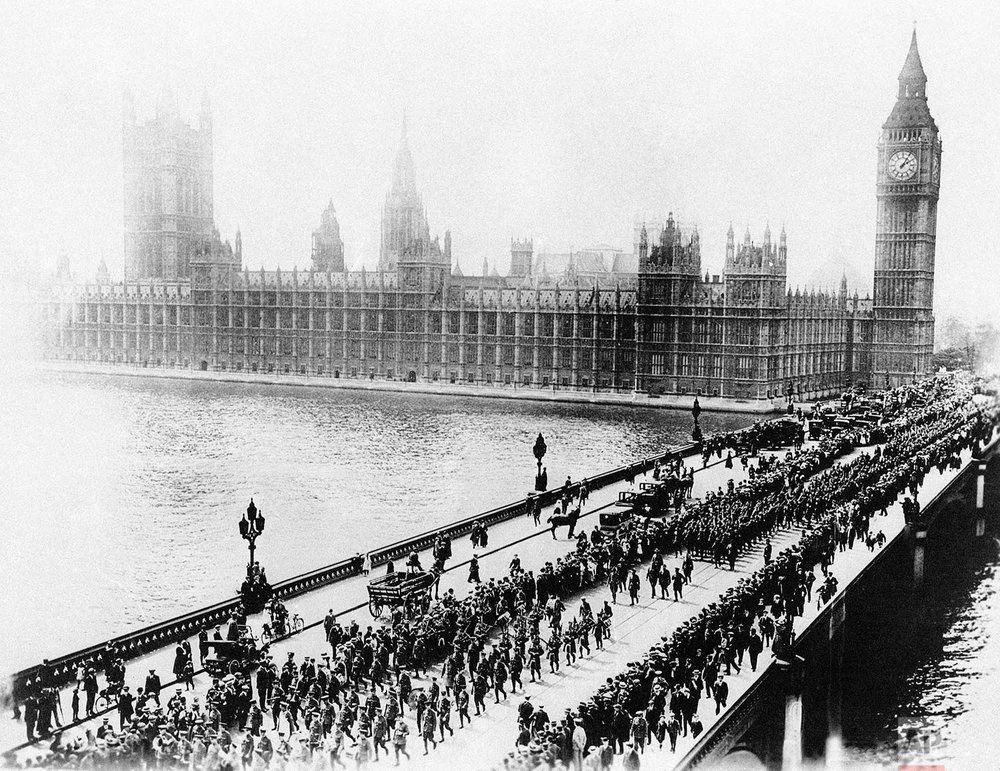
[9,428,759,702]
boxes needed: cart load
[366,570,437,618]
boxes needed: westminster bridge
[3,383,998,770]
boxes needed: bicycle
[94,681,123,712]
[261,613,304,641]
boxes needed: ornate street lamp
[786,381,795,415]
[691,396,703,443]
[239,499,266,578]
[533,433,547,491]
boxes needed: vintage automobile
[202,626,269,678]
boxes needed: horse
[547,506,580,539]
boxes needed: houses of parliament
[41,34,941,406]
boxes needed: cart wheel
[369,599,383,618]
[229,660,243,676]
[292,615,304,633]
[95,692,110,712]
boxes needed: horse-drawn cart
[366,570,437,618]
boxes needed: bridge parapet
[677,428,1000,770]
[7,441,704,702]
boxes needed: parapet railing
[8,429,746,702]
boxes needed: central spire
[392,115,417,197]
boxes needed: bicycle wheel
[292,616,304,633]
[95,692,110,712]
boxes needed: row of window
[58,332,639,370]
[54,306,634,339]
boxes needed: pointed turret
[392,116,417,197]
[313,200,345,272]
[884,30,936,129]
[764,223,771,245]
[482,257,489,277]
[899,29,927,97]
[744,226,751,245]
[235,228,242,266]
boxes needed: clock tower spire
[872,30,941,386]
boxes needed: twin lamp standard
[238,499,266,578]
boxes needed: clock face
[887,150,917,181]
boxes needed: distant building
[528,245,635,283]
[311,200,345,273]
[380,119,441,271]
[42,35,933,403]
[122,90,238,281]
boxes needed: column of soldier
[14,433,726,769]
[20,376,995,771]
[497,373,997,770]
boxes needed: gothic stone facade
[41,219,872,402]
[44,36,938,405]
[122,91,240,282]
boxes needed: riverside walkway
[3,428,752,761]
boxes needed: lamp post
[691,396,703,444]
[786,381,795,415]
[533,433,547,491]
[239,499,266,578]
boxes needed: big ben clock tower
[872,30,941,386]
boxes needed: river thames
[0,366,747,674]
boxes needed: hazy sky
[1,0,998,324]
